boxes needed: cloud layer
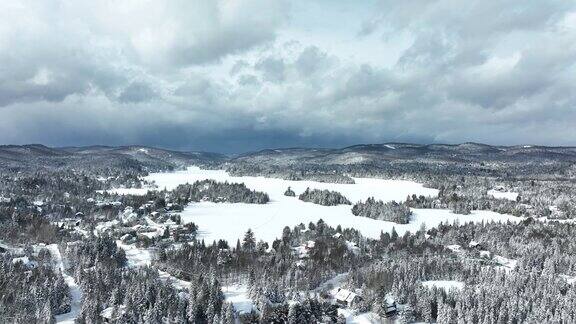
[1,0,575,152]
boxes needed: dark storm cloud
[0,0,575,152]
[118,82,157,104]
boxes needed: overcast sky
[1,0,575,153]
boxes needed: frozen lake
[109,167,521,244]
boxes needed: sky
[1,0,575,153]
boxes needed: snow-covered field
[493,255,518,272]
[338,309,380,324]
[222,284,254,314]
[116,240,153,267]
[143,166,439,203]
[183,204,520,245]
[105,167,521,244]
[488,189,519,201]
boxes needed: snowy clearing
[487,189,518,201]
[446,244,463,253]
[338,309,381,324]
[116,241,153,267]
[315,272,349,292]
[222,284,254,314]
[422,280,464,291]
[493,255,518,271]
[158,270,191,290]
[560,275,576,285]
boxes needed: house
[468,240,484,250]
[334,288,363,307]
[384,296,397,317]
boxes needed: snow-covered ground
[105,167,518,245]
[47,244,82,324]
[118,241,194,291]
[422,280,464,291]
[97,187,154,195]
[181,204,520,245]
[116,241,153,267]
[493,255,518,271]
[222,284,254,314]
[145,166,439,202]
[315,272,349,292]
[158,270,191,290]
[338,309,381,324]
[560,275,576,285]
[487,189,518,201]
[446,244,463,253]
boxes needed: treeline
[0,206,63,244]
[298,188,351,206]
[156,220,366,323]
[227,164,355,184]
[352,198,412,224]
[0,250,71,323]
[347,219,576,323]
[63,236,233,323]
[172,180,269,204]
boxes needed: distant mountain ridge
[2,142,576,173]
[0,144,227,172]
[233,142,576,165]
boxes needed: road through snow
[47,244,83,324]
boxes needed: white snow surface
[315,272,349,292]
[145,166,438,203]
[97,187,153,195]
[47,244,82,324]
[493,255,518,271]
[222,284,254,314]
[338,309,381,324]
[488,189,519,201]
[182,204,520,245]
[158,270,191,290]
[422,280,465,291]
[560,275,576,285]
[131,167,519,244]
[117,241,153,267]
[446,244,463,253]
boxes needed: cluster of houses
[331,287,397,318]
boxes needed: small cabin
[468,240,483,250]
[334,288,363,307]
[384,296,397,317]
